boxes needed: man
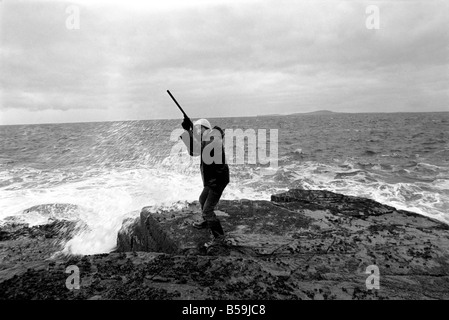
[180,118,230,248]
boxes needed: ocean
[1,112,448,255]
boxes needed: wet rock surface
[0,220,82,285]
[1,189,449,300]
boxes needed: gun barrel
[167,90,188,118]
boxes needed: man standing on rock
[180,118,230,249]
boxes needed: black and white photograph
[0,0,448,307]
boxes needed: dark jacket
[180,127,230,189]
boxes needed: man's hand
[182,118,193,131]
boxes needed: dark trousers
[199,185,226,223]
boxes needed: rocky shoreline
[1,189,448,300]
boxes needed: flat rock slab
[114,189,449,299]
[117,199,313,255]
[0,220,83,283]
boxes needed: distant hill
[256,113,283,117]
[256,110,339,117]
[292,110,338,115]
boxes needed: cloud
[0,0,448,124]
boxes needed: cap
[193,118,211,129]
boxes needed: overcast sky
[0,0,448,125]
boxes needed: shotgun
[167,90,193,128]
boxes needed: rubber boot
[204,220,225,250]
[207,220,224,238]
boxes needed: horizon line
[1,110,448,126]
